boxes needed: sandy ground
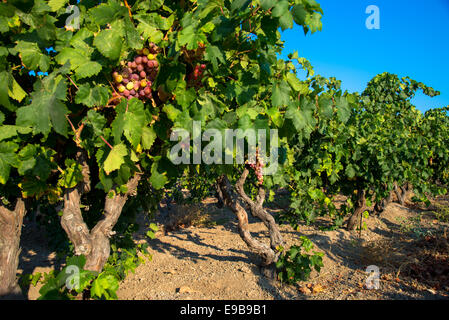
[18,194,449,300]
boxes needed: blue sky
[280,0,449,113]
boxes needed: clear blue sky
[280,0,449,113]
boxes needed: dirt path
[22,196,449,300]
[116,199,449,300]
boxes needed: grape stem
[67,75,79,90]
[65,115,84,147]
[100,135,114,150]
[123,0,133,21]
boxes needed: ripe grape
[126,82,134,90]
[111,46,160,103]
[246,148,265,185]
[115,74,123,83]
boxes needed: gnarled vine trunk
[60,151,141,273]
[217,171,284,278]
[0,199,26,299]
[374,190,394,216]
[346,189,367,230]
[394,182,406,205]
[394,182,412,206]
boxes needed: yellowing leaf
[103,144,127,175]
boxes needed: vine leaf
[103,143,128,175]
[93,29,122,61]
[55,48,102,79]
[75,84,109,108]
[14,41,50,72]
[149,162,167,190]
[16,74,69,137]
[0,142,18,184]
[111,99,146,149]
[272,81,291,107]
[48,0,68,11]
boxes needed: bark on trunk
[217,171,284,278]
[215,182,224,209]
[0,199,26,299]
[374,190,393,216]
[394,182,406,206]
[346,190,367,230]
[60,151,141,273]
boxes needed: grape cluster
[111,43,160,103]
[187,64,206,88]
[182,42,206,64]
[246,148,265,185]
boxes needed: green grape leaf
[141,126,157,150]
[111,99,146,148]
[103,144,128,175]
[55,48,102,79]
[272,0,289,18]
[135,14,164,43]
[48,0,68,11]
[0,142,18,184]
[85,110,107,136]
[75,84,109,108]
[58,159,84,189]
[272,81,291,107]
[0,125,32,141]
[93,29,122,61]
[16,74,69,137]
[14,41,50,72]
[149,162,167,190]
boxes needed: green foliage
[282,72,447,230]
[36,241,152,300]
[1,0,448,296]
[276,236,324,284]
